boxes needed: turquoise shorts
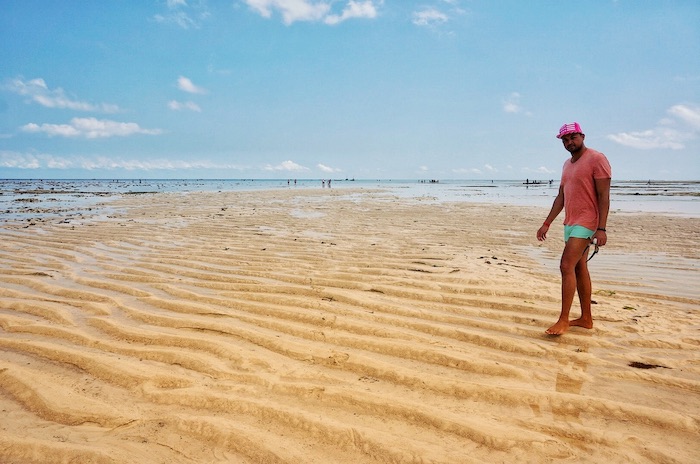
[564,225,595,242]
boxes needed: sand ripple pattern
[1,190,699,463]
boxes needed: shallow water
[1,178,698,222]
[524,246,700,302]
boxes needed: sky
[1,0,699,180]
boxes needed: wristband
[597,228,606,231]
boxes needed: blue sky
[1,1,699,180]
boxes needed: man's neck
[570,146,587,162]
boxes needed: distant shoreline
[2,178,699,221]
[2,177,700,182]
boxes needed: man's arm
[594,177,611,246]
[537,185,564,241]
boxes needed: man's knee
[561,240,589,271]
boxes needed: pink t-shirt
[561,148,612,230]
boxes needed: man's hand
[594,229,607,246]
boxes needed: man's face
[561,133,584,153]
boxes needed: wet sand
[1,188,698,463]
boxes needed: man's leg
[571,256,593,328]
[546,237,591,335]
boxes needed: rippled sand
[1,189,698,463]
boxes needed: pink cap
[556,122,582,138]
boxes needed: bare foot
[570,317,593,329]
[545,320,569,336]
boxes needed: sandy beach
[1,188,698,464]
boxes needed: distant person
[536,122,611,335]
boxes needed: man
[537,122,611,335]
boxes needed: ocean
[1,178,699,223]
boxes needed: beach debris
[629,361,670,370]
[28,272,53,278]
[595,289,616,296]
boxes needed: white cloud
[607,103,699,150]
[451,167,484,176]
[534,166,555,174]
[606,128,688,150]
[412,8,448,27]
[0,151,247,171]
[154,0,210,29]
[177,76,207,94]
[78,157,235,171]
[317,163,341,173]
[264,160,309,171]
[0,151,40,169]
[153,12,195,29]
[21,117,163,139]
[0,151,85,169]
[168,100,202,112]
[668,104,700,130]
[325,1,378,25]
[22,122,79,138]
[502,92,521,113]
[244,0,380,25]
[4,77,120,113]
[246,0,330,24]
[518,166,555,176]
[503,102,520,113]
[502,92,532,116]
